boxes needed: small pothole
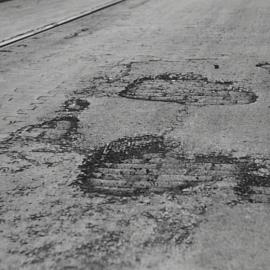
[256,62,270,72]
[18,115,79,145]
[63,98,90,112]
[119,73,257,106]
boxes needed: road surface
[0,0,270,269]
[0,0,124,45]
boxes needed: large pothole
[77,135,167,195]
[77,135,270,203]
[119,73,257,106]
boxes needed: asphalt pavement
[0,0,270,269]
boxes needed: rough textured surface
[1,0,270,269]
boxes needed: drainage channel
[76,135,270,203]
[119,72,257,106]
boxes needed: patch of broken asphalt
[1,59,270,269]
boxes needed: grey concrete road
[0,0,270,269]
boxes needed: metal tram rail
[0,0,126,48]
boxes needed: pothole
[119,73,257,106]
[77,141,237,196]
[63,98,90,112]
[3,98,91,149]
[76,135,270,203]
[0,97,90,175]
[256,62,270,74]
[15,115,79,144]
[77,135,167,195]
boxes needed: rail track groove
[0,0,126,48]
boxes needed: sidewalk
[0,0,123,44]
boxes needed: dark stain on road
[119,72,257,106]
